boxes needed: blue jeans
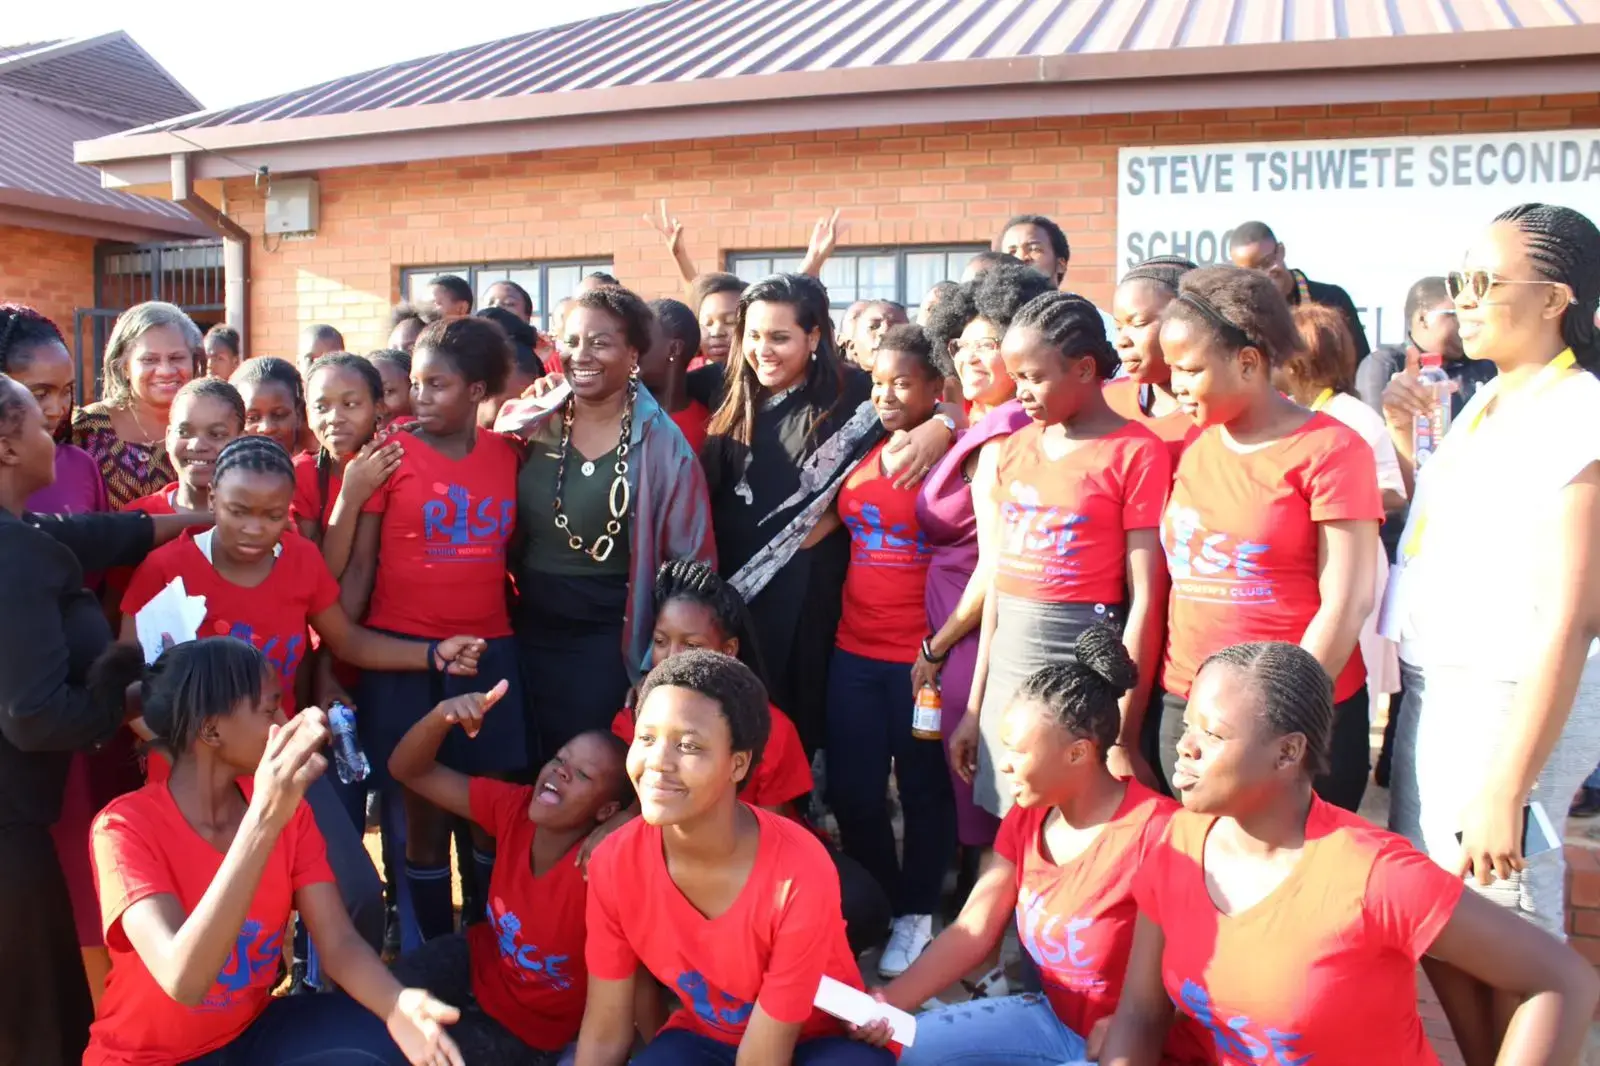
[825,648,955,917]
[180,994,408,1065]
[901,993,1090,1066]
[633,1029,894,1064]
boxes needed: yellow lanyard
[1309,388,1334,412]
[1401,348,1576,559]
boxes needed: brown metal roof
[0,34,208,237]
[138,0,1600,133]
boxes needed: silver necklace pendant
[580,459,596,477]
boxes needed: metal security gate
[74,239,225,402]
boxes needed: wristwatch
[932,410,958,436]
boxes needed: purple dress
[914,401,1030,846]
[26,444,108,516]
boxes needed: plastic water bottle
[1412,353,1452,469]
[327,701,370,785]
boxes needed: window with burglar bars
[400,258,615,333]
[727,245,986,327]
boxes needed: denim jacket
[497,386,715,681]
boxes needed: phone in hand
[1455,800,1561,858]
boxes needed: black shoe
[1571,787,1600,819]
[383,904,401,959]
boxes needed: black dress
[702,370,880,754]
[0,509,153,1066]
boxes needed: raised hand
[434,679,510,739]
[251,710,330,829]
[644,198,684,254]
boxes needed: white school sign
[1116,131,1600,348]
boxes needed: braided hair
[1198,641,1334,778]
[653,559,769,687]
[0,304,67,373]
[1012,625,1138,755]
[1494,203,1600,372]
[306,353,384,519]
[1010,292,1120,380]
[367,348,412,377]
[635,649,772,791]
[212,434,296,493]
[1121,255,1198,293]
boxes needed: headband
[1176,292,1265,353]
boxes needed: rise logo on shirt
[204,919,283,1012]
[489,897,573,990]
[841,499,928,563]
[1179,980,1312,1065]
[421,482,515,560]
[1018,887,1105,995]
[210,619,305,683]
[675,971,754,1035]
[999,481,1089,561]
[1163,503,1273,604]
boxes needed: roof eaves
[74,24,1600,170]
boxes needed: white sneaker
[878,914,933,978]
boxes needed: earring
[629,362,640,379]
[810,350,818,362]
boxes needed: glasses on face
[1446,269,1573,304]
[954,338,1002,357]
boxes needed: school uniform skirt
[974,596,1123,817]
[0,823,93,1066]
[356,634,529,783]
[1390,659,1600,937]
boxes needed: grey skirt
[974,595,1123,817]
[1389,658,1600,938]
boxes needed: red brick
[1570,869,1600,908]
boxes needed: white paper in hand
[812,976,916,1047]
[134,576,207,664]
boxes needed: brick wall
[1568,844,1600,971]
[220,92,1598,359]
[0,223,97,350]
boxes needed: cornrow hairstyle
[307,353,384,518]
[1198,641,1334,778]
[706,272,845,449]
[1402,277,1450,344]
[1288,304,1358,397]
[367,348,412,377]
[1121,255,1199,293]
[103,302,203,408]
[231,356,305,416]
[1011,624,1138,756]
[0,303,67,374]
[690,273,746,312]
[875,323,949,380]
[635,649,771,792]
[572,286,654,356]
[925,260,1058,358]
[171,377,246,430]
[1010,291,1120,380]
[212,434,296,493]
[414,317,512,396]
[998,214,1071,266]
[653,558,770,687]
[134,637,270,751]
[1163,265,1305,368]
[203,324,241,358]
[649,298,702,358]
[1228,221,1279,252]
[1494,202,1600,372]
[428,274,473,307]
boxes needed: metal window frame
[399,257,616,330]
[724,244,988,311]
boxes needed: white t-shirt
[1392,367,1600,679]
[1324,392,1407,501]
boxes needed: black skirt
[0,823,92,1066]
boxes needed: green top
[516,439,632,578]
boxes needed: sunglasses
[1446,270,1574,304]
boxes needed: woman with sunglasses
[1380,203,1600,1057]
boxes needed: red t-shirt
[670,399,711,458]
[993,422,1170,605]
[993,781,1176,1041]
[1161,414,1382,701]
[835,440,932,662]
[105,485,179,612]
[85,781,333,1066]
[586,806,863,1046]
[290,450,342,529]
[121,530,341,714]
[466,778,590,1052]
[612,702,812,812]
[362,431,518,638]
[1103,379,1192,469]
[1133,798,1464,1066]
